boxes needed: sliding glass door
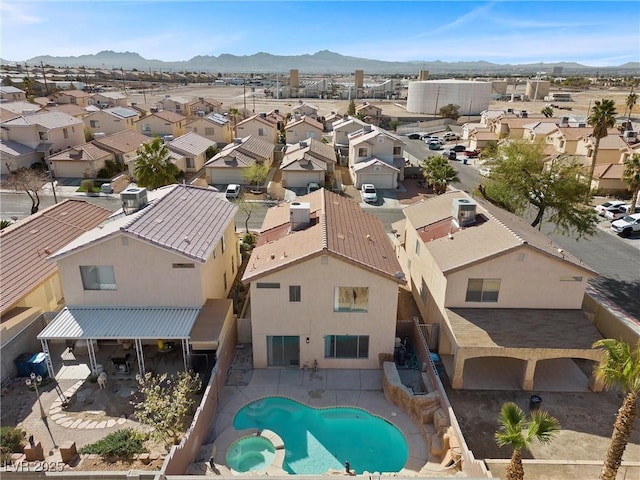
[267,336,299,367]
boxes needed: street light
[25,372,46,419]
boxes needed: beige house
[393,191,602,391]
[135,110,186,138]
[332,116,367,155]
[592,163,627,193]
[243,188,403,369]
[48,142,114,178]
[83,107,140,136]
[489,115,556,139]
[92,129,153,165]
[547,127,593,154]
[284,115,324,144]
[348,125,404,189]
[355,102,383,125]
[291,101,319,120]
[50,90,91,107]
[41,185,239,377]
[522,121,559,143]
[204,135,274,185]
[167,131,216,173]
[188,97,223,117]
[0,140,40,174]
[575,130,631,165]
[186,113,233,146]
[280,139,337,188]
[468,131,499,151]
[88,91,128,108]
[157,95,191,116]
[235,113,279,144]
[0,86,27,102]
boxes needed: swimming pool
[232,397,408,474]
[226,435,276,473]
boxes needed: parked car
[464,150,480,158]
[452,144,467,152]
[360,184,378,203]
[225,184,241,199]
[428,140,442,150]
[307,182,320,194]
[594,200,626,216]
[407,133,422,140]
[611,213,640,237]
[603,204,632,220]
[442,150,457,161]
[443,132,460,141]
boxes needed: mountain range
[3,50,639,75]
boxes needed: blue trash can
[14,352,34,377]
[28,352,49,378]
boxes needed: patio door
[267,336,299,367]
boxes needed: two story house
[235,113,280,144]
[83,107,140,136]
[167,131,216,174]
[39,185,239,377]
[393,191,603,392]
[186,113,233,146]
[291,101,319,120]
[348,125,404,189]
[280,139,337,188]
[355,102,383,126]
[243,188,404,369]
[0,86,27,102]
[157,95,191,116]
[332,115,367,160]
[135,110,186,138]
[88,91,128,108]
[204,135,274,186]
[47,142,114,179]
[50,90,91,108]
[284,115,324,144]
[188,97,223,117]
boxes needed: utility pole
[121,67,127,93]
[243,80,247,111]
[433,86,440,117]
[40,61,49,95]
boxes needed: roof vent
[163,135,174,143]
[299,141,308,148]
[290,202,311,231]
[93,132,106,139]
[234,138,243,144]
[452,198,477,228]
[150,107,159,113]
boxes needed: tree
[228,107,239,132]
[242,161,269,191]
[347,99,356,116]
[134,138,180,190]
[623,153,640,214]
[134,371,201,445]
[3,166,47,214]
[0,219,13,230]
[480,140,499,160]
[593,339,640,480]
[205,145,218,160]
[439,104,461,120]
[1,77,13,86]
[419,155,459,194]
[235,197,258,232]
[541,106,554,118]
[587,99,617,185]
[478,139,598,237]
[495,402,560,480]
[625,91,637,130]
[22,76,34,97]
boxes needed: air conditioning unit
[120,187,148,214]
[623,130,638,140]
[452,198,477,228]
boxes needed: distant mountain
[4,50,639,75]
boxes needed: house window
[221,235,225,253]
[560,276,583,282]
[80,265,116,290]
[289,285,301,302]
[258,128,265,136]
[257,282,280,289]
[38,131,48,141]
[231,256,235,274]
[223,272,227,290]
[358,147,368,157]
[393,146,402,155]
[306,131,315,139]
[205,127,215,136]
[334,287,368,312]
[90,120,100,128]
[192,127,198,133]
[141,124,151,133]
[63,128,69,139]
[172,263,194,268]
[465,278,501,302]
[420,278,427,305]
[186,158,195,169]
[324,335,369,359]
[415,239,421,257]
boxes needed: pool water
[233,397,408,474]
[226,436,276,473]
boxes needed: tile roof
[593,163,625,179]
[0,107,21,122]
[168,131,216,156]
[352,157,400,172]
[161,95,190,104]
[471,131,499,140]
[48,142,113,162]
[557,127,593,140]
[54,89,89,98]
[0,139,35,157]
[92,129,153,153]
[349,125,404,145]
[153,110,186,123]
[523,121,559,134]
[236,113,277,128]
[243,189,403,283]
[51,185,236,263]
[43,104,88,117]
[286,115,324,130]
[2,110,83,129]
[188,97,222,107]
[0,200,112,314]
[403,191,595,275]
[500,117,557,128]
[0,86,25,94]
[281,139,336,168]
[206,135,273,167]
[92,91,127,100]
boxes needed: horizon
[1,1,639,67]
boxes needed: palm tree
[625,91,637,130]
[228,107,239,136]
[593,339,640,480]
[587,99,617,185]
[419,155,459,194]
[495,402,560,480]
[541,106,554,118]
[623,153,640,214]
[133,138,180,190]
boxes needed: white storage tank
[406,80,492,116]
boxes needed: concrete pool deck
[208,368,450,476]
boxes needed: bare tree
[4,165,47,214]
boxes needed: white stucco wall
[407,80,492,116]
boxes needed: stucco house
[50,90,91,107]
[280,139,337,188]
[592,163,627,193]
[135,110,186,138]
[468,131,500,151]
[186,113,233,146]
[92,129,153,166]
[167,131,216,173]
[348,125,404,189]
[88,91,128,108]
[204,135,274,185]
[83,107,140,136]
[489,115,557,139]
[521,121,559,143]
[332,115,367,158]
[575,130,631,165]
[48,142,115,179]
[188,97,223,117]
[355,102,383,125]
[291,101,319,120]
[392,191,603,392]
[1,111,85,172]
[0,86,27,102]
[157,95,191,116]
[39,185,239,378]
[243,188,404,369]
[284,115,324,144]
[235,113,279,144]
[547,127,594,154]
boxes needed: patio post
[182,338,190,371]
[86,339,98,375]
[135,339,146,376]
[40,339,55,379]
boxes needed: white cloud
[1,2,45,24]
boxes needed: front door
[267,336,299,367]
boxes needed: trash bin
[14,352,34,377]
[529,394,542,411]
[28,352,49,379]
[463,158,468,165]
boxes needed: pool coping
[222,428,287,474]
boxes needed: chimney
[451,198,477,228]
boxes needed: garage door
[357,172,395,189]
[52,161,94,179]
[207,168,244,186]
[283,171,322,188]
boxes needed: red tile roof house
[243,188,405,369]
[0,200,112,379]
[392,191,604,391]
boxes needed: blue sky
[1,1,638,66]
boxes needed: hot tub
[226,435,276,473]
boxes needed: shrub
[80,179,94,192]
[1,427,26,464]
[78,428,148,460]
[96,168,111,179]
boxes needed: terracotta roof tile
[153,110,186,123]
[93,129,153,153]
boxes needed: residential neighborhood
[1,58,639,480]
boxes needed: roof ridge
[481,206,527,245]
[320,190,328,250]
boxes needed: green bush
[78,428,148,460]
[96,168,111,179]
[1,427,26,463]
